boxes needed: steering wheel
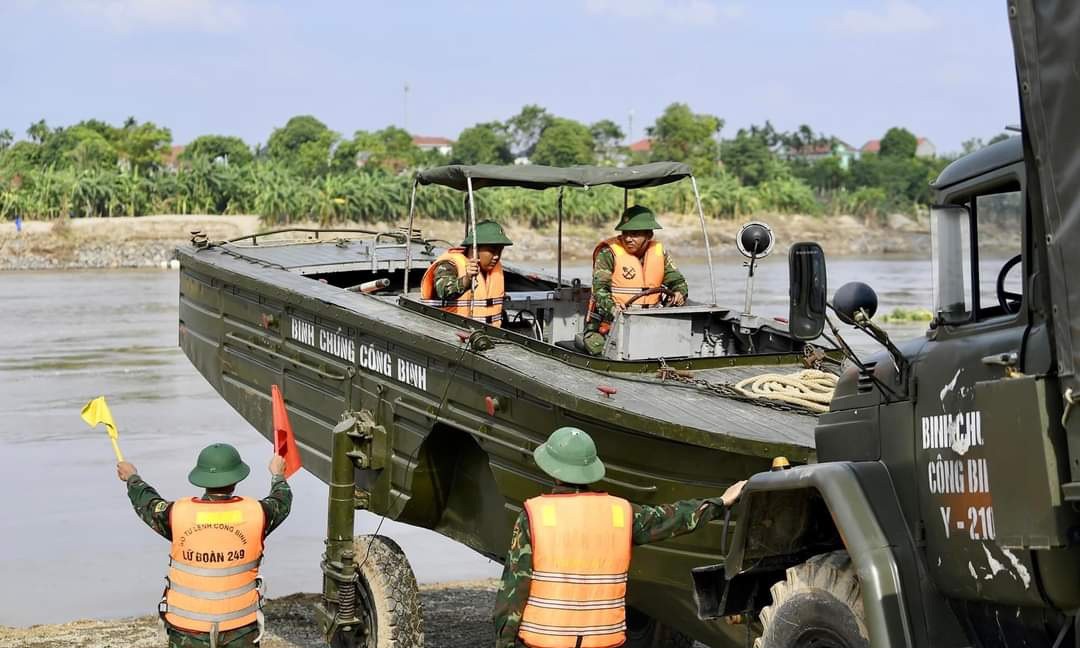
[996,253,1023,314]
[623,286,676,309]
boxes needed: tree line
[0,105,1007,225]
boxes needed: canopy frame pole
[466,176,479,320]
[557,187,564,287]
[624,187,629,210]
[402,178,418,295]
[690,175,718,306]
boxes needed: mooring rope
[733,369,838,413]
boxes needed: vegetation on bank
[0,106,1006,226]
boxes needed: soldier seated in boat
[581,205,688,355]
[420,220,514,327]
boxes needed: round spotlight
[737,221,775,259]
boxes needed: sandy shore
[0,580,500,648]
[0,212,935,271]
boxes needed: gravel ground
[0,580,499,648]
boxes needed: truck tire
[624,606,695,648]
[755,551,868,648]
[350,534,425,648]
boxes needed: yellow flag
[81,396,124,462]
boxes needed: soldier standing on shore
[493,427,746,648]
[117,443,292,648]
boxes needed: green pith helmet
[461,220,514,247]
[188,443,251,489]
[533,427,606,485]
[615,205,663,232]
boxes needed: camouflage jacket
[430,260,471,300]
[492,486,727,647]
[591,245,689,322]
[126,474,293,647]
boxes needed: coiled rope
[733,369,838,413]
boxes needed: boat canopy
[415,162,693,191]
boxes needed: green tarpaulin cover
[415,162,692,191]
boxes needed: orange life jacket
[519,493,634,648]
[420,248,505,327]
[164,497,265,634]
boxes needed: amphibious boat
[176,162,839,645]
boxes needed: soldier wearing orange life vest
[421,219,513,327]
[493,427,747,648]
[118,444,292,648]
[581,206,689,355]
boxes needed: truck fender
[727,462,914,648]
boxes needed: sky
[0,0,1019,155]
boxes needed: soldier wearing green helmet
[493,427,746,647]
[117,444,292,648]
[421,219,514,326]
[582,205,690,355]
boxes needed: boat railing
[225,227,424,247]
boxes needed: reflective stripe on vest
[165,497,265,633]
[519,493,633,648]
[592,237,665,308]
[419,249,505,327]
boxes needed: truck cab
[698,135,1080,647]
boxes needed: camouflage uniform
[492,485,727,648]
[126,474,293,648]
[430,261,472,300]
[583,246,690,355]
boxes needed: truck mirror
[833,281,878,325]
[788,242,827,340]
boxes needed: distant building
[786,140,859,170]
[160,145,186,172]
[411,135,454,156]
[628,138,653,154]
[860,137,936,159]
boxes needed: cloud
[584,0,743,26]
[55,0,249,33]
[830,1,939,35]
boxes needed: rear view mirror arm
[824,311,902,402]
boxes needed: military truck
[694,3,1080,646]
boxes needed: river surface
[0,255,1001,625]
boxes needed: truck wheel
[624,606,694,648]
[348,534,425,648]
[756,551,868,648]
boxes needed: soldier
[493,427,746,648]
[117,443,292,648]
[581,206,689,355]
[420,219,514,327]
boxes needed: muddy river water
[0,255,968,625]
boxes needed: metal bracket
[335,410,387,471]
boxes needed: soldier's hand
[466,259,480,277]
[720,480,747,507]
[269,455,286,477]
[117,461,137,482]
[671,291,686,306]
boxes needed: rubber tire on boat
[755,551,869,648]
[349,534,425,648]
[624,606,695,648]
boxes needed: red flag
[271,384,302,479]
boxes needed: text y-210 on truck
[694,3,1080,647]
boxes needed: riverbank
[0,212,937,271]
[0,580,499,648]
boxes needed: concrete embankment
[0,581,499,648]
[0,212,935,271]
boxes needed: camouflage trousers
[166,623,259,647]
